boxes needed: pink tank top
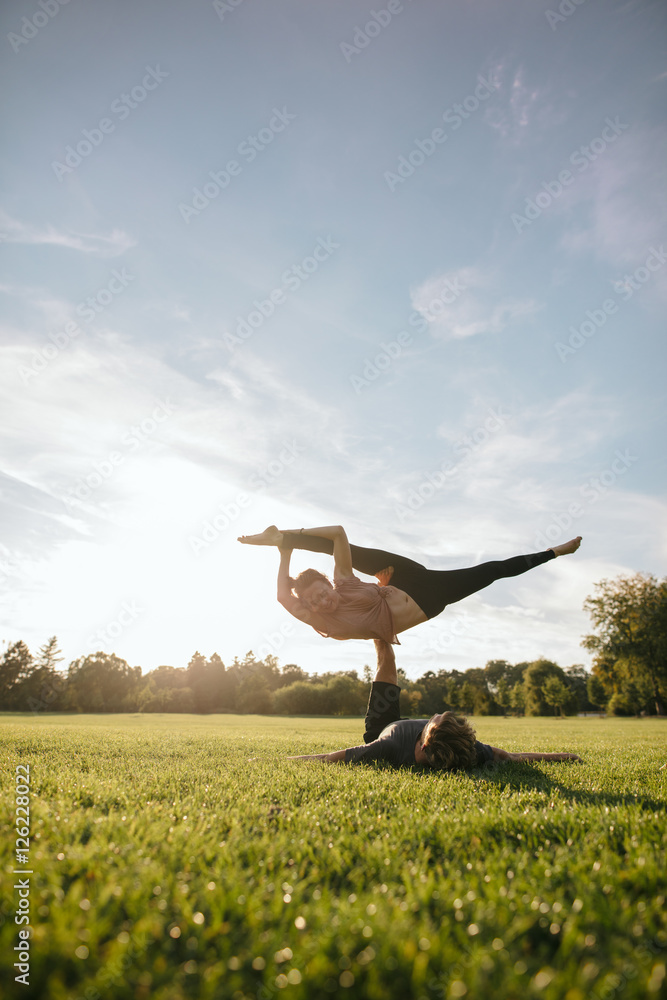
[305,575,399,644]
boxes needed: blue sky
[1,0,665,680]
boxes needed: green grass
[1,713,666,1000]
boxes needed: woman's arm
[490,746,582,762]
[239,523,354,579]
[276,548,313,622]
[284,524,353,580]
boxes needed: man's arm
[286,738,395,765]
[490,746,582,763]
[374,638,398,684]
[285,749,347,763]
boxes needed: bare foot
[375,566,394,586]
[549,536,582,557]
[238,525,284,546]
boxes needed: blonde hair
[421,712,478,770]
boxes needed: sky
[1,0,665,681]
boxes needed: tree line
[1,572,665,717]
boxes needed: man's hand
[511,751,583,762]
[491,746,582,763]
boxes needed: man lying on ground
[287,640,582,769]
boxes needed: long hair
[421,711,478,770]
[289,568,331,599]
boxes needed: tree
[0,641,34,709]
[509,681,525,715]
[66,652,141,712]
[414,670,451,716]
[542,676,571,717]
[137,679,195,713]
[523,660,568,716]
[186,650,231,712]
[495,677,511,713]
[236,677,273,714]
[587,674,607,711]
[23,637,66,712]
[37,636,64,671]
[278,664,309,688]
[458,681,476,714]
[560,665,588,712]
[582,573,667,715]
[403,690,423,715]
[483,659,512,692]
[272,681,329,715]
[324,675,366,716]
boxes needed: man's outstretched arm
[373,637,398,684]
[490,746,582,763]
[285,750,347,763]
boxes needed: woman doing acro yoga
[238,524,582,643]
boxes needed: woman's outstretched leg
[413,536,582,618]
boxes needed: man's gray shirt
[345,718,494,767]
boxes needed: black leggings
[283,533,556,620]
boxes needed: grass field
[1,713,666,1000]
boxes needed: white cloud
[206,368,245,399]
[410,264,540,339]
[557,125,667,293]
[0,212,135,257]
[483,65,568,143]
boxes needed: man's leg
[361,640,401,743]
